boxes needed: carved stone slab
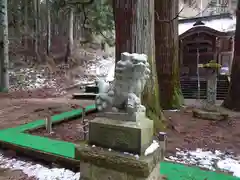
[88,117,153,155]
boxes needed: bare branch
[155,7,184,23]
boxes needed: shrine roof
[178,13,236,35]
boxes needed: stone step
[72,93,96,100]
[85,86,98,93]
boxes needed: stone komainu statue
[95,52,150,121]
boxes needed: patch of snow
[134,154,140,160]
[9,59,101,92]
[9,68,48,90]
[0,153,80,180]
[95,57,115,82]
[9,68,68,94]
[144,140,159,156]
[217,158,240,177]
[165,148,240,177]
[165,109,180,112]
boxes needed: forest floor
[0,86,94,180]
[1,41,239,178]
[28,99,240,157]
[27,99,238,153]
[165,99,240,156]
[1,94,240,178]
[27,99,240,177]
[0,42,115,179]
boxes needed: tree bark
[223,0,240,110]
[0,0,9,91]
[36,0,41,46]
[33,0,39,54]
[46,0,51,55]
[155,0,184,109]
[65,7,74,63]
[113,0,164,133]
[24,0,28,48]
[12,1,20,36]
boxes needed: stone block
[76,143,163,180]
[192,108,228,121]
[88,117,153,154]
[85,85,98,93]
[99,111,146,122]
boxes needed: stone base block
[80,162,162,180]
[192,108,228,121]
[76,143,163,180]
[88,116,153,155]
[97,111,147,122]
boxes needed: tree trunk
[24,0,28,48]
[33,0,39,54]
[79,12,85,41]
[36,0,41,46]
[46,0,51,55]
[113,0,164,133]
[0,0,9,92]
[65,7,74,63]
[155,0,184,109]
[13,1,19,36]
[223,0,240,110]
[74,15,78,39]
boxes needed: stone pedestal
[206,73,217,109]
[98,111,146,122]
[193,108,228,121]
[75,142,164,180]
[88,116,153,155]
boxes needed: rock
[192,108,228,121]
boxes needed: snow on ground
[8,68,68,96]
[1,139,239,179]
[9,68,48,90]
[7,53,240,178]
[165,148,240,177]
[8,55,115,92]
[0,153,80,180]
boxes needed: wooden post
[157,132,167,159]
[82,107,88,140]
[82,107,85,122]
[45,116,52,134]
[83,119,88,140]
[230,36,234,72]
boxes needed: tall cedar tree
[113,0,165,132]
[155,0,184,109]
[223,0,240,110]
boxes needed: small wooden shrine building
[178,13,235,79]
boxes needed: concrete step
[72,93,96,100]
[85,86,98,93]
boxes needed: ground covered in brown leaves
[27,113,97,143]
[165,107,240,156]
[27,100,240,159]
[0,87,93,179]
